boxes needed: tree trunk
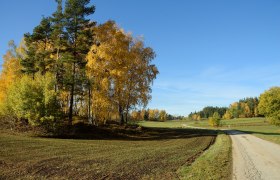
[68,85,74,125]
[125,106,129,124]
[55,44,60,92]
[68,62,75,125]
[125,83,132,124]
[88,87,92,124]
[119,105,124,125]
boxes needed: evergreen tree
[22,17,53,77]
[51,0,66,92]
[61,0,95,124]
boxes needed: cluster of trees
[258,87,280,126]
[130,109,167,121]
[223,97,259,119]
[130,109,183,121]
[189,98,260,121]
[188,106,227,120]
[189,87,280,126]
[0,0,158,129]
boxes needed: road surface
[227,130,280,180]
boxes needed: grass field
[184,117,280,145]
[139,120,232,179]
[232,125,280,145]
[183,117,280,145]
[216,118,280,145]
[186,117,269,128]
[138,117,269,129]
[138,119,192,128]
[0,127,216,179]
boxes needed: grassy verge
[177,132,232,180]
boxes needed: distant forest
[189,97,261,120]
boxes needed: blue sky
[1,0,280,116]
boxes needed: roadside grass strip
[177,132,232,180]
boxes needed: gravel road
[227,130,280,180]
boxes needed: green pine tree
[63,0,95,124]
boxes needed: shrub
[208,112,221,127]
[6,73,62,130]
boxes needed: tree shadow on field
[39,124,217,141]
[225,129,280,136]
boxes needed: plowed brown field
[0,128,216,179]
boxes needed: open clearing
[0,128,215,179]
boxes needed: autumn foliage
[189,97,260,121]
[86,21,158,124]
[0,0,158,129]
[258,87,280,125]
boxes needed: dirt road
[227,130,280,180]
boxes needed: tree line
[189,88,280,126]
[223,97,259,119]
[189,106,227,120]
[0,0,158,130]
[130,109,183,121]
[189,97,260,121]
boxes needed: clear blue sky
[1,0,280,116]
